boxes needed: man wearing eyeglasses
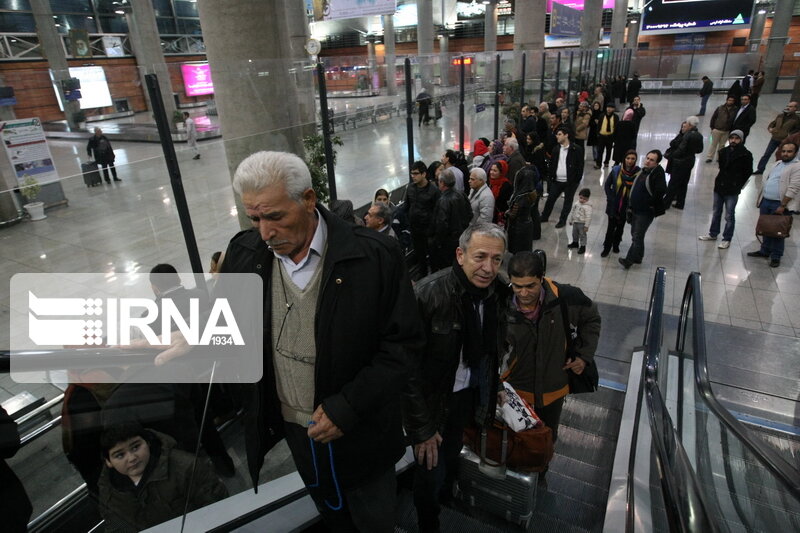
[502,251,601,488]
[212,151,422,532]
[404,222,510,533]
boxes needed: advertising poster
[313,0,396,21]
[550,2,582,36]
[69,29,91,58]
[546,0,615,11]
[0,118,59,186]
[641,0,753,34]
[181,63,215,97]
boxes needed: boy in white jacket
[568,188,593,254]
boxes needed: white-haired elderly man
[503,136,526,183]
[209,151,422,532]
[664,115,704,210]
[467,168,495,224]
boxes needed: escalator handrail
[681,272,800,500]
[642,268,718,533]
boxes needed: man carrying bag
[500,250,601,485]
[747,142,800,268]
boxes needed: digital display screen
[181,63,214,97]
[641,0,754,34]
[546,0,615,11]
[68,66,113,110]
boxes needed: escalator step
[543,463,610,510]
[553,425,618,469]
[567,387,626,412]
[559,403,623,441]
[550,455,613,495]
[534,482,605,532]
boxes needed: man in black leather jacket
[404,222,510,533]
[429,167,473,271]
[664,116,704,210]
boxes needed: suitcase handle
[478,427,508,478]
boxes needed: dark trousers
[284,422,397,533]
[625,211,654,264]
[541,180,579,225]
[699,94,710,115]
[756,139,781,173]
[603,214,626,251]
[413,388,475,533]
[538,396,565,443]
[758,199,791,260]
[411,229,431,279]
[99,161,118,181]
[664,169,692,208]
[596,135,614,165]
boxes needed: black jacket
[700,79,713,97]
[403,268,510,444]
[506,150,527,183]
[432,188,472,250]
[406,180,440,232]
[547,142,585,185]
[666,128,703,173]
[626,78,641,101]
[714,144,753,196]
[630,165,667,217]
[220,206,423,491]
[1,407,32,533]
[732,105,757,138]
[87,134,116,165]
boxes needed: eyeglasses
[275,270,315,366]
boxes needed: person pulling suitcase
[87,127,120,183]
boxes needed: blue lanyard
[306,421,343,511]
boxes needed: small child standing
[568,188,593,254]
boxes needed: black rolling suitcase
[82,160,102,187]
[456,428,538,528]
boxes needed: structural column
[0,75,19,223]
[30,0,81,128]
[383,14,397,96]
[439,34,449,87]
[484,0,497,52]
[763,0,793,94]
[610,0,627,50]
[126,1,177,126]
[366,36,377,94]
[580,0,603,50]
[513,0,546,78]
[747,4,768,51]
[417,0,435,91]
[197,0,315,228]
[626,14,640,49]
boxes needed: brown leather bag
[463,421,554,473]
[756,214,792,241]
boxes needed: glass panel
[174,0,198,18]
[49,0,92,13]
[0,0,31,10]
[176,17,201,35]
[152,0,173,18]
[99,14,127,33]
[156,16,176,34]
[0,12,35,32]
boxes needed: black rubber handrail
[680,272,800,500]
[644,268,718,533]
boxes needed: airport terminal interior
[0,1,798,532]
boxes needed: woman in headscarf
[612,108,637,165]
[489,159,513,226]
[505,166,539,253]
[602,149,640,257]
[588,100,603,164]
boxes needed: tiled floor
[1,92,799,406]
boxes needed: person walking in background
[754,101,799,175]
[698,76,714,116]
[567,188,592,255]
[602,150,640,258]
[698,130,753,249]
[87,127,120,183]
[416,90,432,126]
[705,97,737,163]
[664,116,704,210]
[184,112,200,160]
[751,71,765,108]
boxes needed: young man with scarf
[602,150,640,257]
[404,222,510,533]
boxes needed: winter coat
[406,180,440,232]
[768,112,800,142]
[732,105,757,138]
[468,183,495,224]
[626,78,641,101]
[613,120,636,163]
[403,268,510,443]
[431,187,473,255]
[666,128,703,173]
[757,159,800,212]
[629,165,667,217]
[568,202,592,226]
[503,279,601,409]
[220,206,423,491]
[709,103,737,131]
[573,110,591,141]
[1,407,32,533]
[604,164,640,217]
[547,142,585,185]
[97,431,228,533]
[713,144,753,196]
[87,134,116,165]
